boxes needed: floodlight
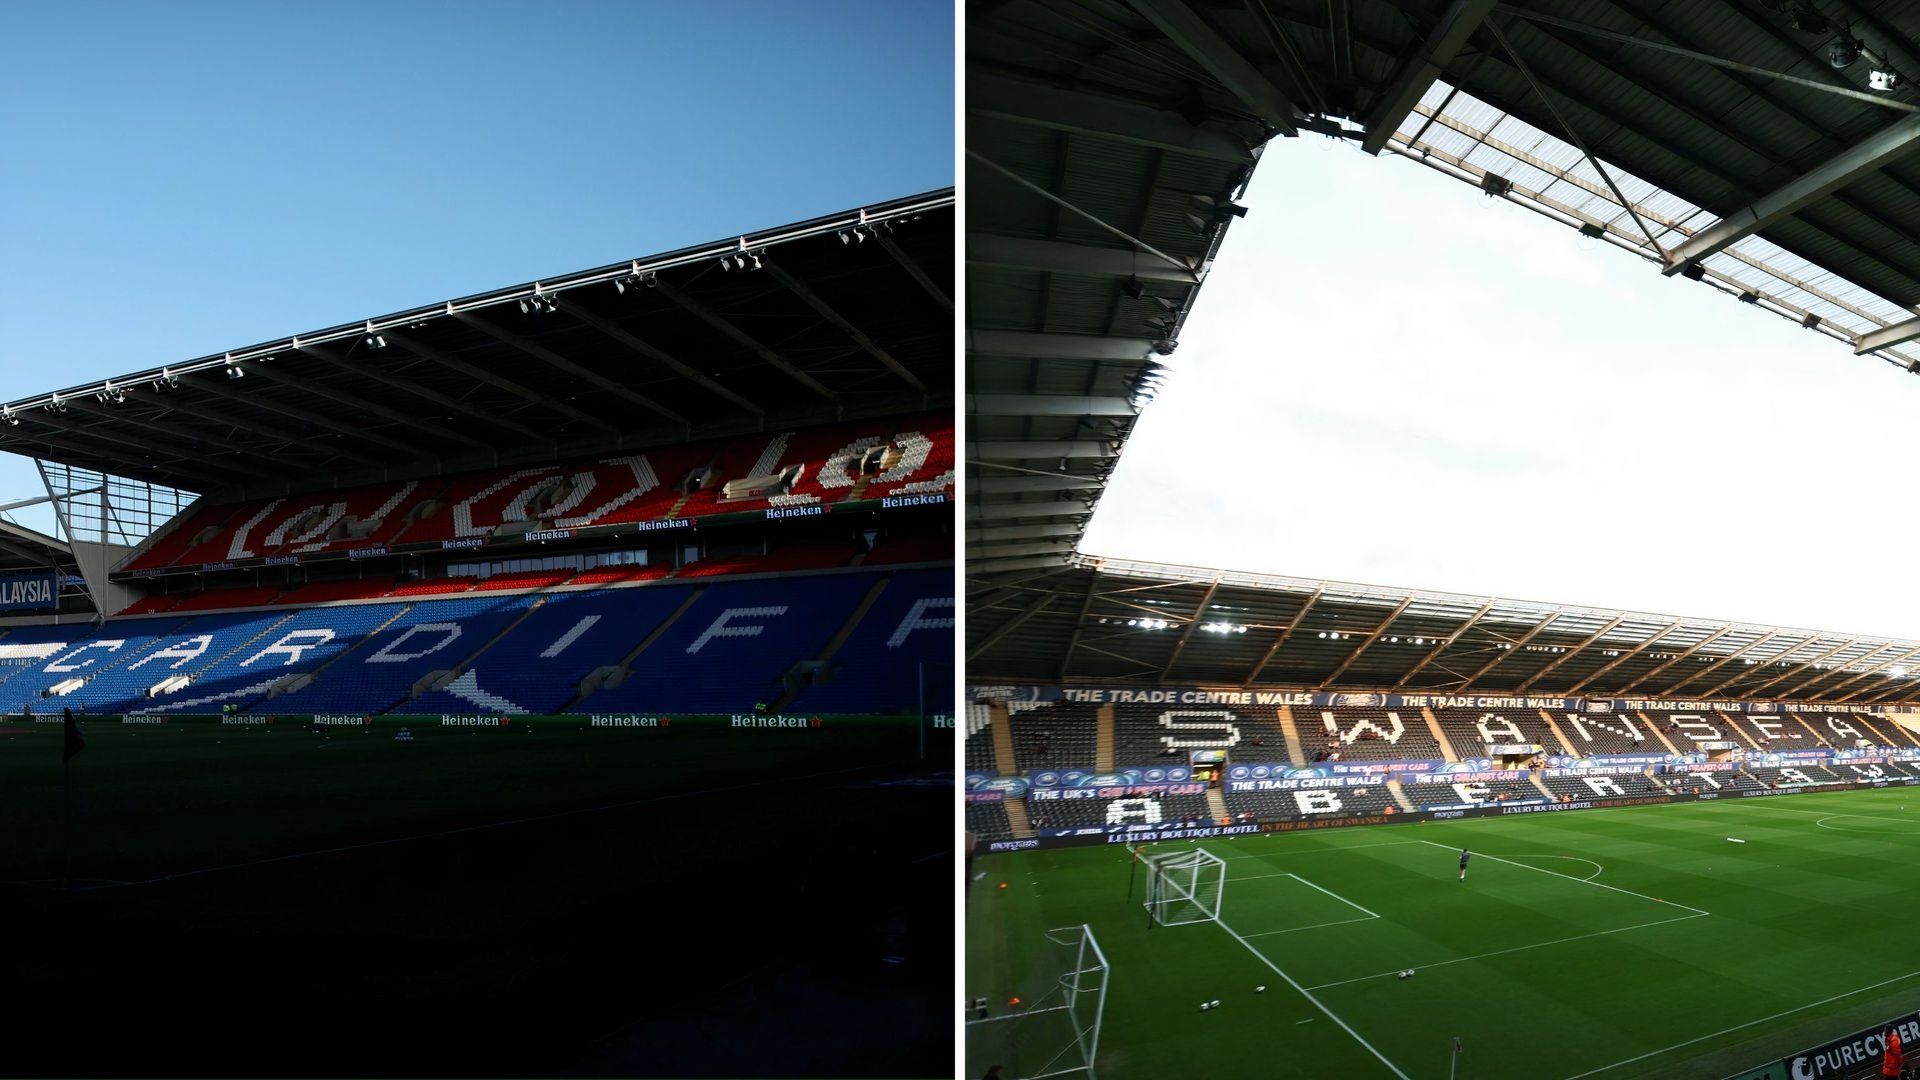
[1830,37,1862,68]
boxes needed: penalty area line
[1304,911,1707,991]
[1212,914,1411,1080]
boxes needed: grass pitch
[0,718,948,1077]
[968,790,1920,1080]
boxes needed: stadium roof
[10,190,953,499]
[967,1,1920,569]
[968,553,1920,705]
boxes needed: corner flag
[63,710,84,762]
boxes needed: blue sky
[0,0,951,523]
[1082,138,1920,640]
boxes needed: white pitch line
[1497,854,1605,881]
[1288,872,1381,919]
[1418,841,1709,917]
[1559,965,1920,1079]
[1242,915,1377,939]
[1305,912,1706,991]
[1211,914,1412,1080]
[1736,802,1918,826]
[1212,839,1423,861]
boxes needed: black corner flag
[62,708,84,762]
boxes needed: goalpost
[1137,845,1226,927]
[965,924,1109,1079]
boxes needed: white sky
[1081,139,1920,641]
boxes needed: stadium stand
[1431,708,1559,755]
[1641,711,1749,750]
[1800,712,1891,748]
[1110,704,1287,766]
[1542,774,1664,800]
[1222,784,1397,822]
[1400,777,1543,809]
[1555,711,1652,755]
[967,801,1013,842]
[1025,792,1212,831]
[1005,701,1098,772]
[1746,765,1845,787]
[1302,707,1444,761]
[964,703,996,773]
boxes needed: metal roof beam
[1393,599,1495,690]
[1318,596,1415,688]
[1246,586,1323,683]
[875,230,953,312]
[650,280,840,403]
[970,540,1077,560]
[970,500,1092,522]
[968,589,1057,663]
[380,330,618,434]
[972,475,1104,494]
[551,297,764,415]
[1665,631,1783,695]
[969,330,1159,362]
[1735,638,1864,698]
[1771,642,1903,700]
[1360,0,1497,156]
[1617,627,1733,695]
[1159,580,1221,680]
[242,363,490,452]
[1854,316,1920,355]
[17,409,260,485]
[450,312,688,427]
[971,440,1114,459]
[1536,616,1653,693]
[296,343,550,444]
[968,68,1259,163]
[184,374,423,457]
[1129,0,1303,133]
[1128,0,1297,133]
[1460,610,1570,688]
[967,234,1201,285]
[1059,572,1103,682]
[1825,645,1920,700]
[1665,111,1920,275]
[760,258,927,393]
[59,397,312,476]
[967,522,1082,543]
[141,391,388,470]
[969,394,1136,417]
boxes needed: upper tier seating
[119,415,955,573]
[1303,708,1445,762]
[1727,713,1821,747]
[474,569,573,592]
[1110,704,1288,767]
[1798,712,1895,748]
[1641,711,1751,750]
[1554,710,1652,755]
[965,703,999,773]
[1005,701,1098,772]
[1431,709,1563,755]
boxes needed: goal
[1138,846,1225,927]
[964,924,1109,1079]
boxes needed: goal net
[965,924,1109,1079]
[1139,846,1225,927]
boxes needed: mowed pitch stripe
[1210,914,1413,1080]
